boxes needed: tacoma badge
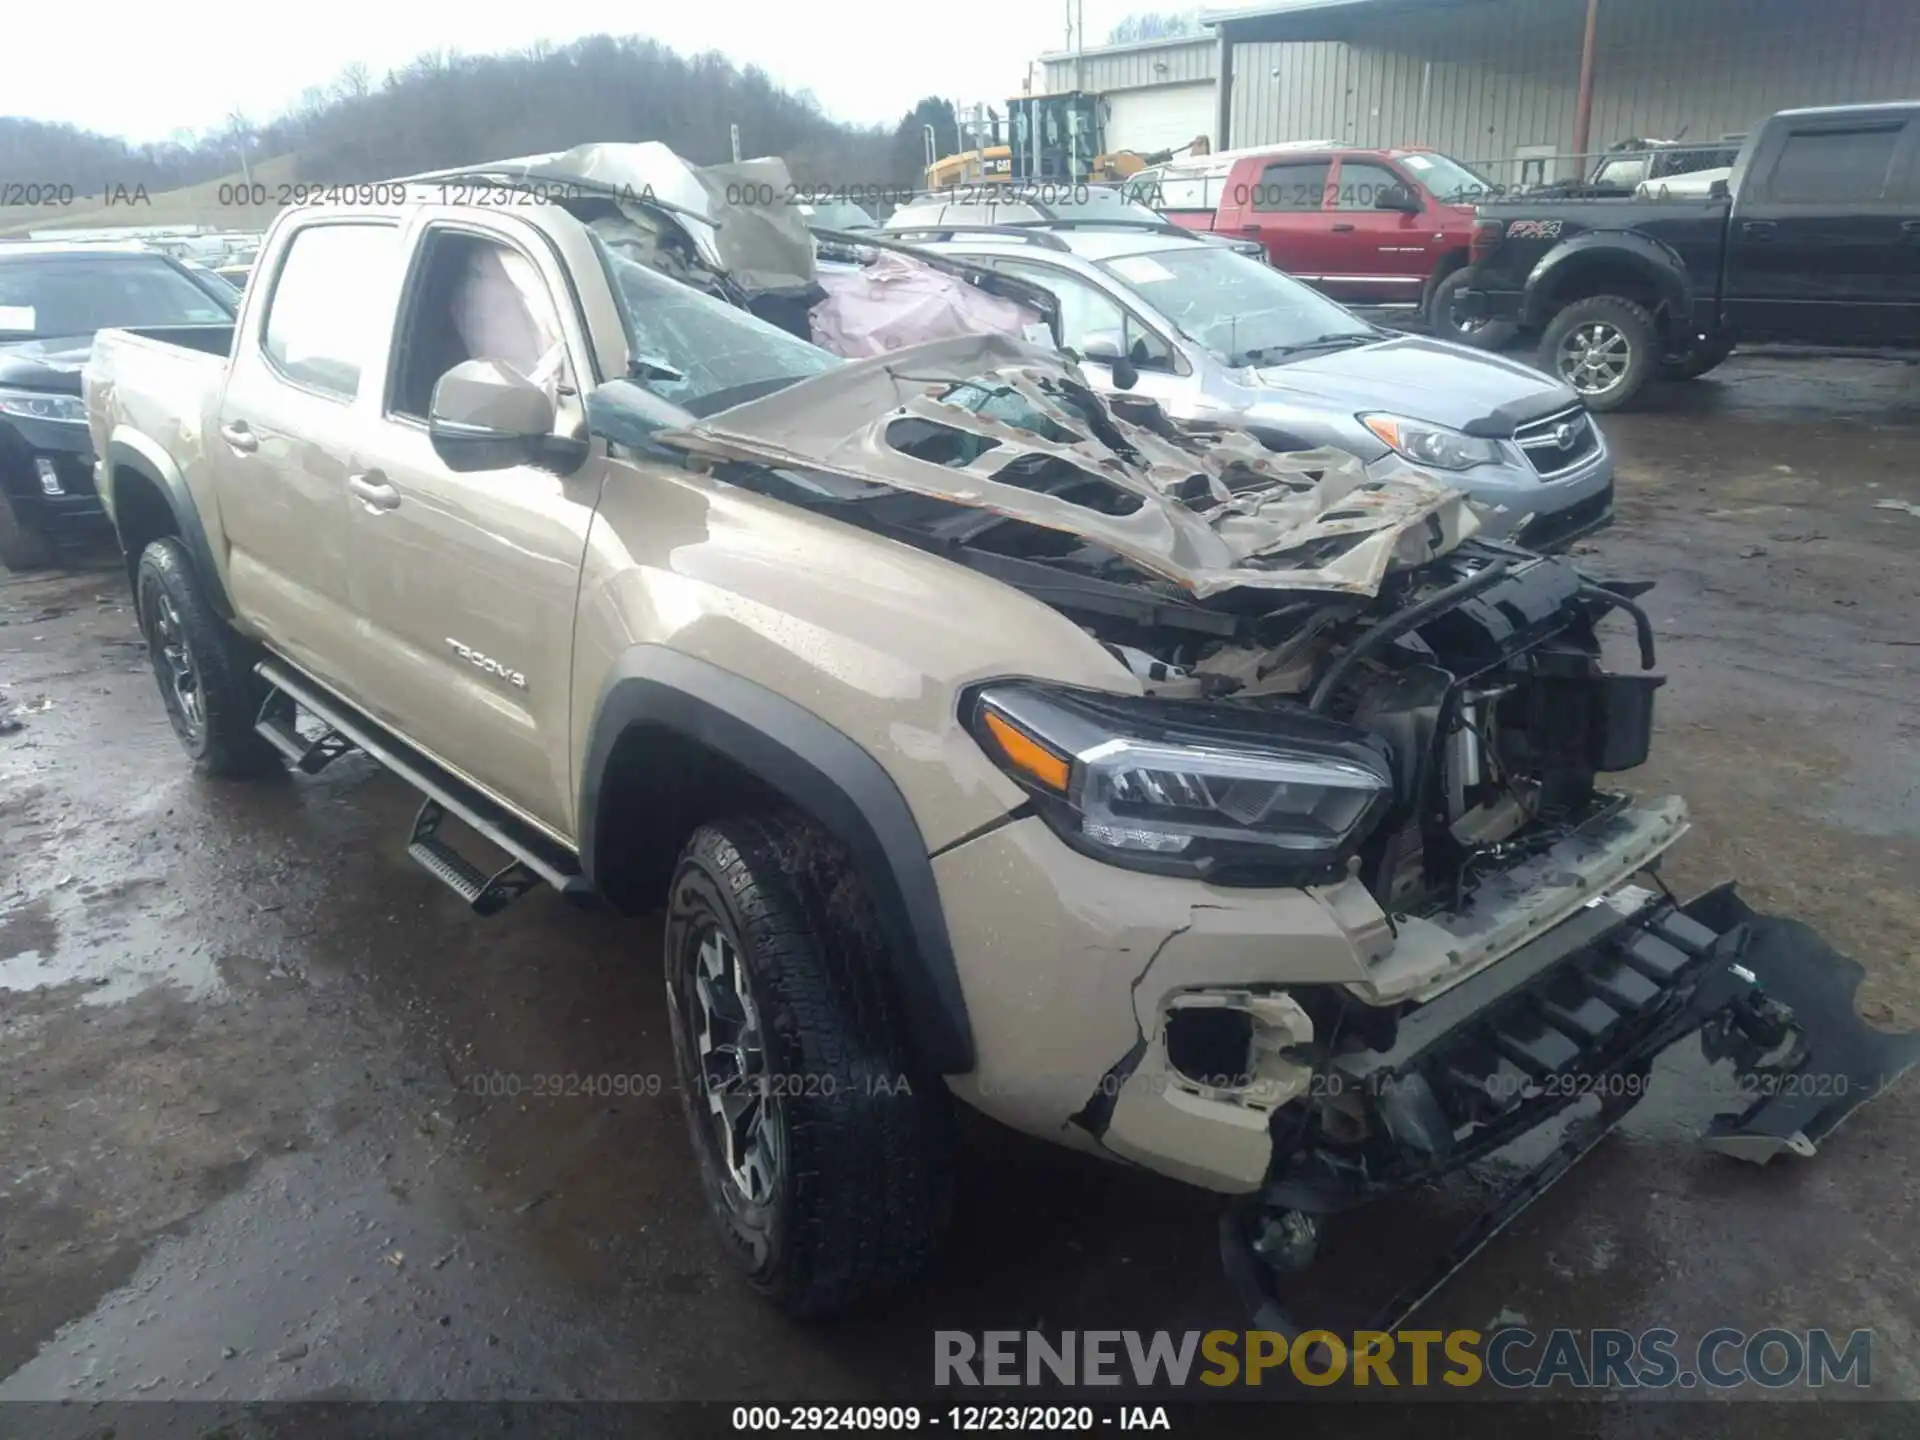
[445,638,527,689]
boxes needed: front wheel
[135,537,279,777]
[1660,333,1735,381]
[664,813,953,1317]
[1427,268,1516,350]
[1538,295,1658,411]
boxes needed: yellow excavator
[923,92,1208,189]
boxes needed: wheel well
[1422,249,1470,307]
[112,466,179,588]
[592,722,784,913]
[1542,258,1671,322]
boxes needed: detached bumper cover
[1285,882,1920,1210]
[1225,881,1920,1332]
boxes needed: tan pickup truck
[82,176,1915,1327]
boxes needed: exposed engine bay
[645,334,1920,1336]
[659,335,1651,918]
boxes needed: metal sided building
[1040,0,1920,181]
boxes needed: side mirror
[585,378,694,460]
[1374,187,1423,214]
[1708,178,1730,200]
[1081,332,1139,391]
[428,359,581,473]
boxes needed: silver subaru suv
[893,219,1614,548]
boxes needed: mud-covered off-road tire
[1539,295,1658,412]
[1659,333,1735,381]
[0,490,56,571]
[135,537,279,778]
[664,812,954,1317]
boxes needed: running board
[254,660,590,914]
[256,687,359,773]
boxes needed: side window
[260,223,400,398]
[1334,161,1412,210]
[1251,161,1332,213]
[1157,170,1221,210]
[389,230,572,422]
[1593,157,1646,189]
[1763,125,1903,203]
[992,259,1173,371]
[1121,170,1164,206]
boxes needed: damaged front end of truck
[642,332,1920,1330]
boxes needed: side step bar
[254,660,590,915]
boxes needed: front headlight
[1359,413,1501,471]
[0,388,86,425]
[967,683,1394,882]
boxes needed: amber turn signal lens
[982,708,1071,793]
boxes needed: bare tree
[3,32,919,194]
[1106,10,1198,44]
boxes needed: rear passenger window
[261,223,399,397]
[1250,161,1332,212]
[1764,125,1903,203]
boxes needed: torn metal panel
[397,142,818,298]
[662,332,1480,599]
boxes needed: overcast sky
[13,0,1174,143]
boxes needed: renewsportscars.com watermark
[935,1328,1873,1390]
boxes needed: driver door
[344,215,607,838]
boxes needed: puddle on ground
[0,877,231,1006]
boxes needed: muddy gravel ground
[1,355,1918,1429]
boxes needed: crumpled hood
[0,335,92,394]
[1246,333,1578,433]
[660,332,1479,599]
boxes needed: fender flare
[1523,232,1692,331]
[103,430,234,619]
[578,646,975,1074]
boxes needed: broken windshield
[593,240,839,416]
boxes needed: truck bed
[83,325,235,524]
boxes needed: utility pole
[1076,0,1086,91]
[1571,0,1601,164]
[730,123,742,163]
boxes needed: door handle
[1238,223,1262,234]
[1900,219,1920,242]
[219,420,258,454]
[347,472,400,512]
[1741,220,1777,241]
[1330,222,1356,232]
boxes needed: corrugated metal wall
[1226,0,1920,168]
[1039,38,1218,95]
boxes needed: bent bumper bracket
[1222,881,1920,1338]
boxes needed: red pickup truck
[1123,143,1509,344]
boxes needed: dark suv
[0,243,236,569]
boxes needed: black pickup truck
[1459,102,1920,409]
